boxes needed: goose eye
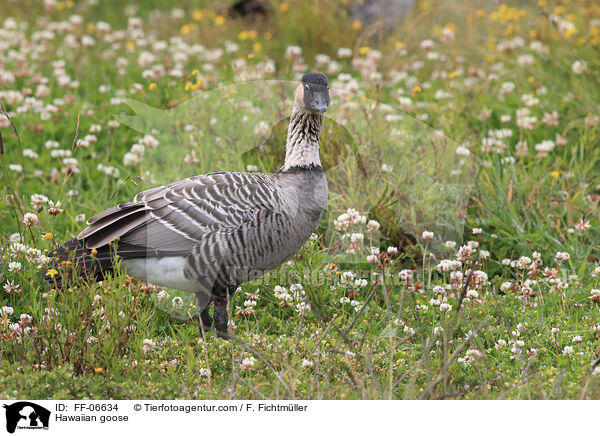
[304,84,310,91]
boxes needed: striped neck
[282,103,323,171]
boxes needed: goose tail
[42,238,116,288]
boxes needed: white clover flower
[399,269,413,281]
[575,220,590,232]
[199,368,211,377]
[534,140,556,156]
[141,134,159,148]
[420,39,434,50]
[466,289,479,299]
[571,60,587,75]
[8,262,22,273]
[350,233,364,243]
[123,152,141,166]
[157,290,170,302]
[301,359,314,368]
[555,252,570,263]
[439,303,452,312]
[284,45,302,59]
[455,145,470,156]
[0,306,14,316]
[253,121,270,136]
[22,149,39,159]
[366,220,380,233]
[340,271,356,284]
[562,345,574,356]
[142,338,156,353]
[422,231,434,240]
[337,47,352,58]
[589,289,600,303]
[240,356,255,370]
[366,254,378,263]
[23,212,39,227]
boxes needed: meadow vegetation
[0,0,599,399]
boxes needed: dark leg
[214,300,229,339]
[196,292,212,332]
[200,307,213,331]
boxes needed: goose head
[296,72,330,114]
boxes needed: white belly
[121,257,197,293]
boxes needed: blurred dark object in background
[228,0,270,20]
[350,0,414,32]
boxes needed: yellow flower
[238,30,249,40]
[419,1,431,11]
[196,77,204,87]
[86,22,95,33]
[192,9,204,21]
[253,42,262,52]
[126,41,135,50]
[191,69,199,76]
[214,15,225,25]
[42,232,53,240]
[180,23,195,34]
[550,171,560,178]
[46,269,58,278]
[528,76,535,84]
[148,83,157,90]
[358,46,370,55]
[394,41,404,50]
[91,249,98,255]
[352,20,362,31]
[95,368,104,373]
[476,9,485,18]
[449,70,460,78]
[279,3,288,12]
[564,26,576,38]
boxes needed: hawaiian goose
[45,72,330,338]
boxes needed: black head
[301,72,330,113]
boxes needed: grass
[0,0,599,399]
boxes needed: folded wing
[77,172,283,256]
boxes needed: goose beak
[308,92,329,113]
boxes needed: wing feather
[78,172,283,254]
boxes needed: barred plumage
[45,72,330,338]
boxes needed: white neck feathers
[282,102,323,171]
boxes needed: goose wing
[77,172,284,255]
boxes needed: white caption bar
[0,400,591,435]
